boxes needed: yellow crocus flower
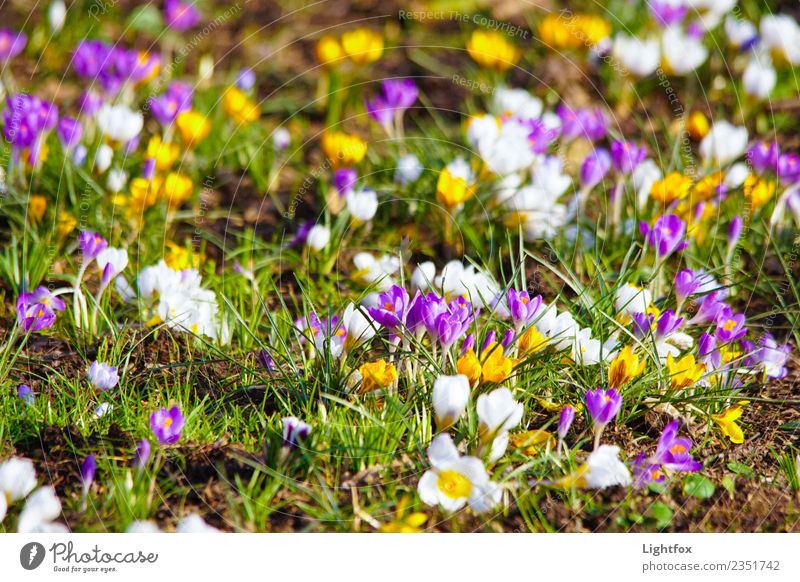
[321,131,367,168]
[650,172,693,204]
[518,324,547,355]
[223,87,260,124]
[176,110,211,146]
[147,136,180,171]
[341,28,383,64]
[666,353,705,390]
[479,342,515,384]
[315,35,344,67]
[456,349,482,385]
[28,195,47,222]
[686,111,710,141]
[509,429,555,456]
[607,345,646,389]
[466,30,521,71]
[743,174,776,210]
[712,401,749,444]
[538,13,610,49]
[160,172,193,209]
[436,166,475,209]
[358,359,397,393]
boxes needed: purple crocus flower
[382,79,419,110]
[747,141,779,174]
[507,288,542,329]
[78,91,103,117]
[777,153,800,184]
[481,330,497,354]
[88,361,119,390]
[746,333,792,379]
[258,349,276,372]
[0,28,27,59]
[79,231,108,262]
[655,310,683,339]
[654,420,702,472]
[419,293,449,337]
[17,384,34,405]
[164,0,201,31]
[81,454,97,499]
[133,439,151,471]
[57,117,83,149]
[434,303,473,349]
[368,285,410,329]
[16,287,66,332]
[526,118,559,154]
[72,40,113,78]
[3,95,59,156]
[689,291,730,325]
[611,140,646,174]
[460,333,475,355]
[715,312,747,343]
[639,214,688,257]
[698,332,721,369]
[142,158,156,180]
[557,405,575,440]
[558,106,608,142]
[649,0,688,27]
[282,416,310,448]
[150,405,185,445]
[149,82,193,125]
[365,95,393,131]
[632,453,666,488]
[236,68,256,91]
[632,312,654,339]
[333,167,357,196]
[580,148,612,188]
[675,269,700,306]
[501,328,515,348]
[585,388,623,427]
[728,216,743,249]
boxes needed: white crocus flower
[612,35,661,77]
[106,168,128,193]
[725,163,750,189]
[411,261,436,291]
[341,303,376,351]
[395,153,423,185]
[126,520,162,533]
[583,445,632,489]
[547,311,580,351]
[662,27,708,75]
[476,387,523,445]
[724,16,757,49]
[17,486,68,533]
[417,434,501,513]
[432,374,470,430]
[615,283,652,320]
[435,261,499,308]
[700,121,748,167]
[97,247,129,277]
[469,116,535,176]
[176,514,221,533]
[96,104,144,144]
[272,127,290,150]
[491,86,543,120]
[346,188,378,222]
[352,252,400,292]
[93,144,113,173]
[572,327,603,365]
[632,158,662,208]
[48,0,67,33]
[760,14,800,65]
[743,54,776,99]
[0,457,38,515]
[305,225,330,251]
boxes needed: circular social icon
[20,542,46,570]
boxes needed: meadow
[1,0,799,533]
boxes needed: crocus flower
[698,332,722,370]
[712,401,747,444]
[607,345,645,389]
[777,153,800,184]
[236,68,256,91]
[305,224,330,250]
[501,329,515,348]
[149,82,193,125]
[78,91,103,117]
[728,216,744,249]
[281,416,310,448]
[580,148,612,188]
[79,231,108,263]
[368,285,409,329]
[150,405,185,445]
[631,311,654,340]
[460,333,475,355]
[133,439,150,471]
[640,214,687,257]
[747,141,779,174]
[481,330,497,354]
[17,384,34,405]
[434,303,473,349]
[417,434,501,513]
[357,359,397,393]
[333,168,357,196]
[744,333,792,379]
[72,40,112,79]
[551,445,632,490]
[432,374,470,431]
[655,420,702,471]
[675,269,701,307]
[164,0,201,31]
[585,388,622,428]
[476,387,523,461]
[557,405,575,441]
[507,288,542,330]
[57,117,83,149]
[16,287,66,332]
[611,140,646,174]
[689,291,729,325]
[666,353,705,390]
[88,361,119,390]
[0,28,27,60]
[655,310,684,339]
[258,349,276,372]
[715,312,747,343]
[81,454,96,496]
[649,0,687,27]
